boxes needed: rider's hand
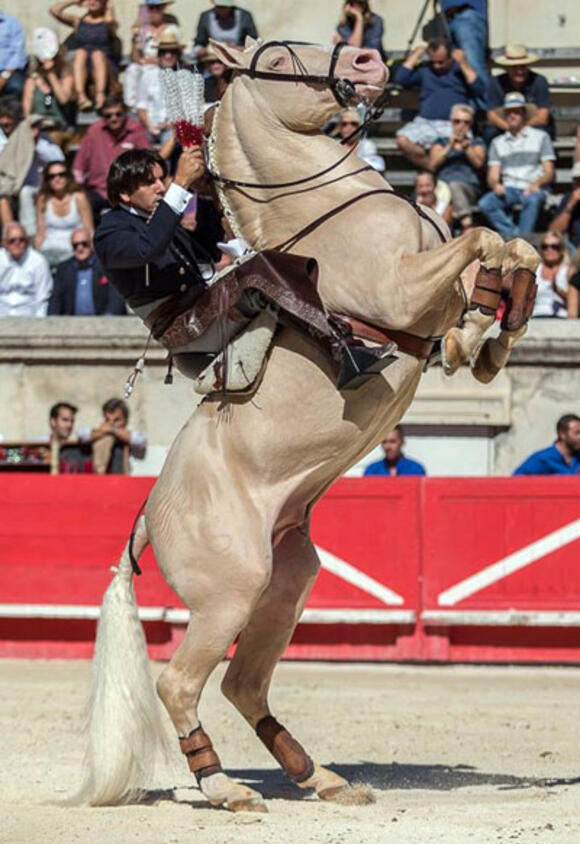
[174,146,205,190]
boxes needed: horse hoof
[227,797,269,813]
[319,784,375,805]
[471,338,501,384]
[441,330,466,376]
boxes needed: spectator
[192,1,258,61]
[0,98,22,153]
[202,52,230,103]
[532,231,572,319]
[79,398,147,474]
[137,32,183,145]
[72,95,150,220]
[124,0,181,110]
[333,1,386,61]
[0,222,52,316]
[48,226,125,315]
[50,0,119,112]
[550,161,580,249]
[48,401,94,472]
[486,44,551,141]
[394,39,485,170]
[35,162,93,267]
[441,1,488,92]
[568,248,580,318]
[23,29,75,133]
[364,426,426,476]
[478,92,555,236]
[0,10,28,100]
[0,115,65,236]
[429,103,486,232]
[414,170,453,227]
[513,414,580,475]
[336,107,385,172]
[49,401,77,443]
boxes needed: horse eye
[271,56,284,69]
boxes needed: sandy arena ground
[1,659,579,844]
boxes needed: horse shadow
[140,762,580,807]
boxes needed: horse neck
[212,84,384,249]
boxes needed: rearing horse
[78,40,539,813]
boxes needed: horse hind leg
[471,237,540,384]
[221,525,374,806]
[153,532,273,813]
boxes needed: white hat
[495,44,538,67]
[212,0,236,6]
[32,28,60,62]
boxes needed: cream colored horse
[78,41,539,813]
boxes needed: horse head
[208,38,388,132]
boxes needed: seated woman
[124,0,182,110]
[34,161,93,267]
[49,0,119,112]
[333,1,386,61]
[532,231,574,319]
[23,29,75,133]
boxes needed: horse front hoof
[441,329,467,376]
[227,796,269,813]
[319,784,376,805]
[471,338,501,384]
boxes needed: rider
[94,147,219,320]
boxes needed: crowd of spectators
[0,0,579,324]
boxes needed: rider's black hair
[106,149,168,208]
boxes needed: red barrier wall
[2,475,580,662]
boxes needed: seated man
[364,426,426,477]
[394,38,485,170]
[429,103,486,232]
[48,400,92,472]
[48,227,126,315]
[0,222,52,316]
[79,398,146,475]
[513,414,580,475]
[486,44,551,141]
[478,92,555,235]
[550,161,580,250]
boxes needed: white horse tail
[74,525,171,806]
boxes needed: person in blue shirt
[364,425,427,477]
[0,10,28,100]
[513,414,580,476]
[395,38,485,171]
[440,0,488,94]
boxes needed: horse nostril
[354,53,372,66]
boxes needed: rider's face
[121,163,168,215]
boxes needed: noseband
[234,40,357,108]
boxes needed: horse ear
[244,36,261,50]
[208,39,247,69]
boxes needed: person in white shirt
[336,107,385,173]
[479,91,555,235]
[136,31,183,145]
[532,231,573,318]
[0,222,53,316]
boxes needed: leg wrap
[469,266,503,316]
[501,267,537,332]
[179,725,223,783]
[256,715,315,784]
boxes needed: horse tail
[73,519,171,806]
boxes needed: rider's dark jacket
[94,183,221,310]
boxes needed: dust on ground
[1,660,578,844]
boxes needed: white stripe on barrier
[422,610,580,627]
[315,546,405,606]
[0,603,416,625]
[437,518,580,607]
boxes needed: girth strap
[333,313,437,362]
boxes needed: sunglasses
[48,171,67,180]
[72,240,90,249]
[541,243,561,250]
[158,49,180,55]
[7,236,27,244]
[452,118,471,124]
[340,120,359,127]
[103,110,124,119]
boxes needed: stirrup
[336,342,397,390]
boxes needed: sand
[1,659,578,844]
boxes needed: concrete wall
[15,0,580,55]
[1,317,577,477]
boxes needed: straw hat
[497,91,537,121]
[157,32,185,52]
[141,1,175,7]
[495,44,538,67]
[211,0,236,7]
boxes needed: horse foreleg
[471,237,540,384]
[221,525,373,805]
[153,532,272,813]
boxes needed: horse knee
[502,237,540,276]
[473,226,506,268]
